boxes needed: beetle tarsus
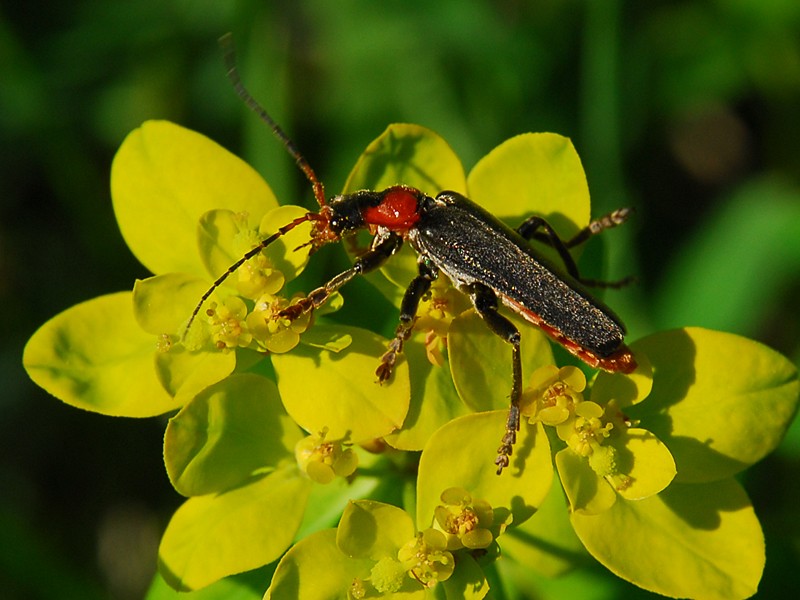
[495,405,520,474]
[375,320,415,383]
[565,207,634,247]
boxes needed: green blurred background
[3,1,799,598]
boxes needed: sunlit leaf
[111,120,278,276]
[342,123,468,305]
[384,339,470,451]
[133,273,210,336]
[449,310,554,412]
[441,551,489,600]
[467,133,590,243]
[144,567,270,600]
[272,325,410,442]
[23,292,177,417]
[153,346,236,402]
[197,205,312,290]
[416,411,552,530]
[159,468,310,592]
[337,500,415,560]
[500,476,586,577]
[591,351,654,408]
[612,428,676,501]
[629,327,799,482]
[265,530,372,600]
[571,479,764,600]
[343,123,467,200]
[556,449,617,515]
[164,374,302,496]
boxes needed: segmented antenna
[183,213,317,339]
[219,33,327,208]
[183,35,332,340]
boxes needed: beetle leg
[280,230,403,320]
[376,258,438,383]
[516,208,634,289]
[464,282,522,475]
[567,208,633,247]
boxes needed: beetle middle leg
[516,208,634,288]
[463,282,522,475]
[376,258,438,383]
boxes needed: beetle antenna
[182,213,318,340]
[219,33,327,209]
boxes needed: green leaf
[342,123,468,305]
[571,479,765,600]
[466,133,590,242]
[556,427,676,515]
[272,325,410,442]
[555,449,617,515]
[500,476,586,577]
[612,429,676,501]
[145,568,269,600]
[23,292,177,417]
[295,473,383,540]
[164,374,302,496]
[590,351,654,408]
[629,327,799,482]
[197,205,312,289]
[265,529,373,600]
[299,325,352,352]
[153,346,236,402]
[449,310,554,412]
[196,209,249,290]
[441,551,488,600]
[384,339,471,451]
[158,468,311,592]
[258,205,315,282]
[132,274,238,399]
[343,123,467,199]
[337,500,416,560]
[111,120,278,276]
[133,274,211,336]
[416,411,553,531]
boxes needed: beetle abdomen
[410,192,626,358]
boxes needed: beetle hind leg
[463,282,523,475]
[516,208,634,289]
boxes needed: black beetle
[186,36,637,472]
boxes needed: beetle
[186,35,637,473]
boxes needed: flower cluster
[22,121,799,600]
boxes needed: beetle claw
[375,358,394,384]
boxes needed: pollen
[433,487,494,550]
[397,529,454,588]
[205,297,252,350]
[235,252,285,300]
[155,333,173,353]
[520,364,587,425]
[295,431,357,484]
[369,556,406,594]
[560,400,614,456]
[246,294,311,353]
[415,280,470,367]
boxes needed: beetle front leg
[376,258,438,383]
[280,231,403,320]
[464,282,522,475]
[516,209,634,288]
